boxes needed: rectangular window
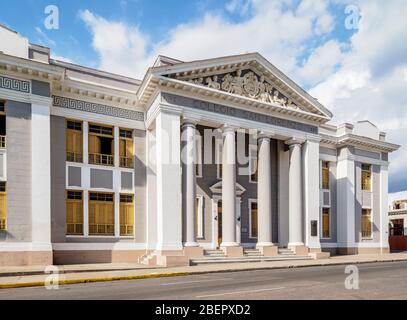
[120,194,134,236]
[0,182,7,230]
[89,124,114,166]
[196,196,204,239]
[322,208,330,238]
[0,101,6,149]
[66,190,83,235]
[361,209,372,239]
[249,145,258,183]
[89,192,114,236]
[322,161,330,190]
[361,164,372,191]
[250,201,258,239]
[66,120,83,163]
[390,219,404,236]
[119,129,134,168]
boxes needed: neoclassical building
[0,25,400,266]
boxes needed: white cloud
[51,55,73,63]
[35,27,56,47]
[298,40,344,86]
[309,0,407,192]
[80,9,150,77]
[79,0,335,79]
[77,0,406,192]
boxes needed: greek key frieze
[0,75,30,93]
[52,96,144,121]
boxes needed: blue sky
[0,0,355,79]
[1,0,407,193]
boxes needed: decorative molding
[161,93,319,134]
[178,69,301,111]
[52,95,144,121]
[0,75,30,93]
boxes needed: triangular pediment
[210,181,246,196]
[149,53,332,120]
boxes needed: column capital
[285,137,305,146]
[258,130,275,140]
[221,124,238,135]
[181,115,200,128]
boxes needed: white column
[287,139,304,247]
[156,110,183,252]
[114,126,120,168]
[257,136,274,247]
[221,126,238,247]
[380,165,389,253]
[31,102,52,250]
[337,147,356,250]
[83,121,89,164]
[182,121,198,247]
[302,139,321,250]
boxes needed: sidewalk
[1,253,407,289]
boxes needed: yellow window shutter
[126,140,133,157]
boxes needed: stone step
[190,255,312,266]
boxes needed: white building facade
[0,26,400,267]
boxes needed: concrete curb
[0,272,190,289]
[1,257,407,289]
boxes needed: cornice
[0,52,64,81]
[143,75,330,126]
[320,133,400,153]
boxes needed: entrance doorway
[217,201,222,246]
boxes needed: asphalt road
[1,261,407,300]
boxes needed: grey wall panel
[372,165,381,242]
[320,147,337,157]
[68,166,81,187]
[321,163,338,243]
[354,148,381,160]
[50,115,67,243]
[31,80,50,97]
[121,172,133,190]
[1,101,32,242]
[90,169,113,189]
[382,153,388,161]
[355,163,362,242]
[134,129,147,243]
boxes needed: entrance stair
[190,247,311,266]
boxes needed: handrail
[89,223,115,235]
[89,153,114,166]
[67,152,83,163]
[120,156,134,168]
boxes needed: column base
[183,246,204,258]
[184,242,200,247]
[221,246,243,257]
[308,248,330,259]
[288,244,309,256]
[256,245,278,256]
[155,250,190,267]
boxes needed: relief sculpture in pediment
[185,69,299,110]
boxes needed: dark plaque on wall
[311,220,318,237]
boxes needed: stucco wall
[1,100,32,242]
